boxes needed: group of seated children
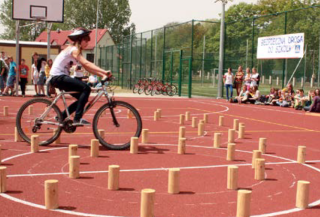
[230,83,320,113]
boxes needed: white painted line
[1,144,320,217]
[0,193,122,217]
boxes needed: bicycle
[16,79,142,150]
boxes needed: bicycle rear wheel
[133,84,140,94]
[93,101,142,150]
[16,98,63,146]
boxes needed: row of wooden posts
[4,107,311,217]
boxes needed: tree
[0,0,134,43]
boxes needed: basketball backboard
[12,0,64,23]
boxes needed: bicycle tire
[133,84,140,94]
[92,101,142,150]
[170,84,178,95]
[138,85,145,95]
[16,98,63,146]
[144,84,153,95]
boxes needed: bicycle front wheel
[16,98,63,146]
[93,101,142,150]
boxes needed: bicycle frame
[39,84,113,127]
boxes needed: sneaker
[73,119,91,126]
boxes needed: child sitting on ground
[276,91,292,107]
[294,89,306,110]
[304,90,315,111]
[230,85,247,103]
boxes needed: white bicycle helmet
[68,28,92,42]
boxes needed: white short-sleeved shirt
[74,70,84,78]
[224,73,233,85]
[251,73,259,87]
[50,47,78,77]
[32,64,38,78]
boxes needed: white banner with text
[257,33,304,59]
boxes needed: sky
[0,0,259,36]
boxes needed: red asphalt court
[0,95,320,217]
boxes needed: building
[0,40,61,84]
[36,29,115,63]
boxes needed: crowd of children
[225,65,320,113]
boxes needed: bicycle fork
[108,102,120,127]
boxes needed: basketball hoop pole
[47,23,53,60]
[15,21,20,97]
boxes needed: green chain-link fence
[99,5,320,98]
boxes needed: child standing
[19,59,29,97]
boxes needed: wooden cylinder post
[179,114,185,125]
[14,127,22,142]
[98,129,105,139]
[192,117,197,128]
[154,111,159,121]
[44,180,59,209]
[236,190,252,217]
[276,77,279,86]
[108,165,120,191]
[203,114,208,123]
[227,143,236,161]
[140,189,155,217]
[238,125,245,139]
[259,138,267,154]
[185,111,190,121]
[168,168,180,194]
[301,77,304,87]
[69,144,78,158]
[3,106,8,117]
[262,75,265,84]
[219,116,224,127]
[297,146,306,164]
[296,180,310,209]
[141,129,149,144]
[233,119,239,131]
[254,158,265,180]
[227,166,238,190]
[178,138,186,155]
[0,166,7,193]
[130,137,139,154]
[228,129,235,143]
[213,133,221,148]
[127,109,133,119]
[252,150,262,169]
[269,75,272,84]
[156,109,162,118]
[179,126,185,139]
[69,156,80,179]
[198,122,204,136]
[28,105,33,115]
[53,129,60,144]
[90,139,99,157]
[31,135,39,153]
[293,77,296,87]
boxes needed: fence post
[162,27,166,82]
[129,34,133,89]
[282,12,287,89]
[171,51,174,85]
[140,33,143,80]
[150,30,153,77]
[188,20,194,98]
[251,17,255,68]
[179,50,183,96]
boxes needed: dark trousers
[19,78,28,95]
[50,75,91,121]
